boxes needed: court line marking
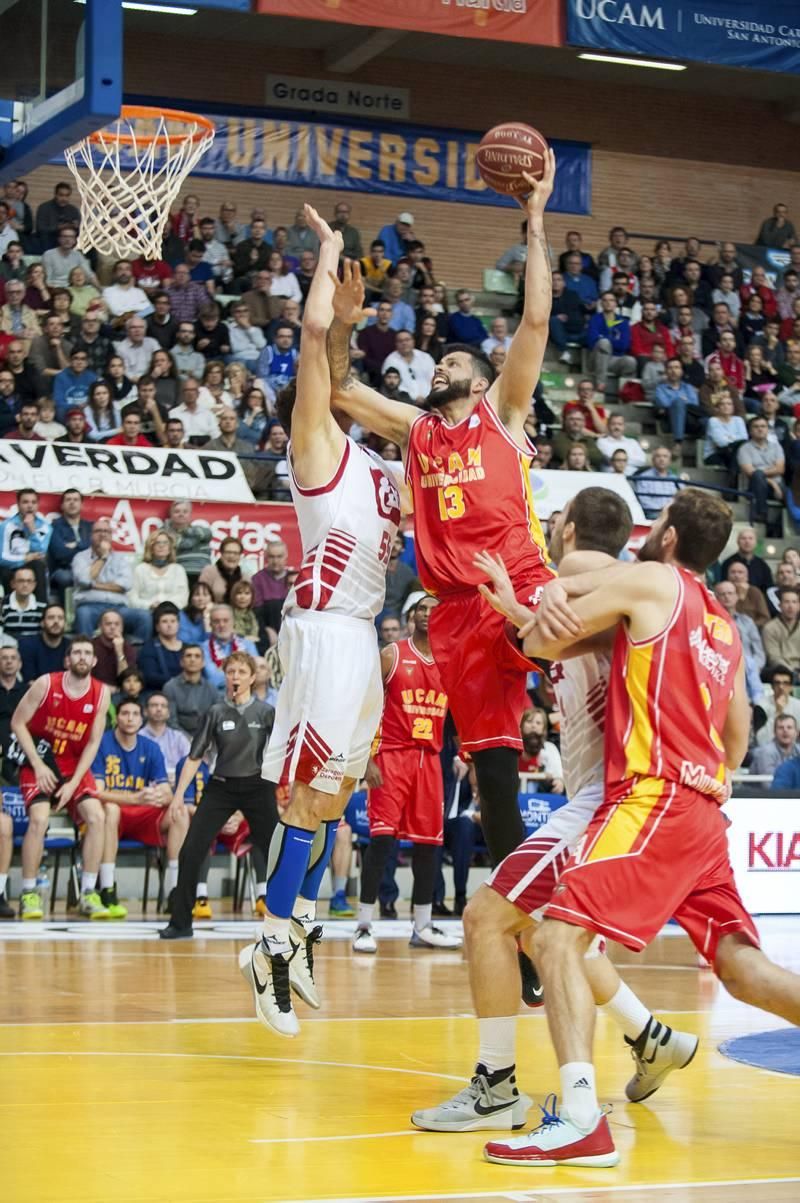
[251,1130,414,1145]
[298,1179,800,1203]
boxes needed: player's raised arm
[487,149,555,426]
[289,205,345,479]
[327,260,417,451]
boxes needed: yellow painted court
[3,919,799,1203]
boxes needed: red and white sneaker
[483,1094,619,1168]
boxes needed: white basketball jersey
[550,651,610,801]
[286,435,401,621]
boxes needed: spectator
[178,580,214,644]
[563,444,591,471]
[776,270,800,322]
[0,566,45,640]
[481,317,513,357]
[184,239,216,294]
[131,253,173,298]
[42,225,93,287]
[586,291,636,396]
[376,210,414,266]
[737,416,785,532]
[284,207,320,260]
[59,406,90,443]
[740,294,767,347]
[239,268,276,329]
[749,715,799,778]
[129,530,189,616]
[164,643,218,736]
[609,448,629,475]
[226,302,267,366]
[557,229,597,280]
[330,200,363,261]
[0,368,22,436]
[727,560,770,628]
[496,220,528,279]
[52,347,96,417]
[383,534,421,620]
[91,607,137,686]
[562,379,608,435]
[194,303,231,363]
[18,603,68,684]
[169,321,205,382]
[755,665,800,747]
[34,181,80,247]
[257,325,299,395]
[265,298,302,348]
[166,263,208,326]
[73,312,113,376]
[357,299,397,384]
[562,251,598,314]
[677,333,706,390]
[415,313,445,365]
[232,217,271,291]
[141,692,190,782]
[360,239,392,302]
[519,707,565,792]
[381,330,435,404]
[170,194,200,244]
[106,407,153,448]
[759,391,789,454]
[230,579,259,642]
[251,540,290,606]
[137,602,185,692]
[599,247,639,296]
[767,562,799,618]
[700,361,746,419]
[713,580,765,699]
[72,518,151,641]
[596,412,646,474]
[28,314,71,392]
[145,292,177,350]
[237,386,270,446]
[67,264,104,320]
[741,265,778,320]
[378,615,401,647]
[551,408,603,468]
[548,270,585,361]
[214,201,244,248]
[0,239,26,287]
[724,525,770,586]
[5,339,39,403]
[632,446,680,519]
[655,357,704,457]
[762,587,800,675]
[641,343,668,403]
[0,487,50,599]
[712,273,742,323]
[379,366,413,406]
[598,225,635,272]
[206,405,254,461]
[163,499,212,584]
[47,488,91,599]
[704,393,748,484]
[117,317,158,383]
[198,536,250,604]
[169,379,220,445]
[681,260,713,314]
[101,259,152,323]
[778,340,800,403]
[0,278,40,345]
[379,278,415,333]
[202,604,257,691]
[708,242,743,291]
[756,203,797,249]
[446,290,487,346]
[630,300,675,364]
[0,646,25,767]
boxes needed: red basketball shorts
[368,747,444,845]
[544,781,760,964]
[428,572,550,754]
[117,804,167,848]
[488,834,573,917]
[20,766,99,824]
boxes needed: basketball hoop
[64,105,216,260]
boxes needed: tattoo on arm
[327,318,353,391]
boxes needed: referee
[160,651,277,940]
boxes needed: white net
[64,107,215,259]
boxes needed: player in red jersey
[352,595,461,954]
[13,637,112,921]
[477,489,800,1169]
[327,154,556,892]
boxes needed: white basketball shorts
[262,609,383,796]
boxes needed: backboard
[0,0,122,176]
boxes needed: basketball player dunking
[239,206,400,1037]
[477,489,800,1168]
[328,153,557,997]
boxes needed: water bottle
[36,860,50,905]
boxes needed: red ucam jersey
[27,673,105,770]
[375,638,447,755]
[405,397,553,596]
[605,565,742,808]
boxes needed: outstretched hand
[328,259,376,326]
[516,146,556,216]
[304,203,343,252]
[474,550,536,630]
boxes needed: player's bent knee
[715,934,764,1003]
[464,885,527,938]
[80,799,105,827]
[533,917,593,962]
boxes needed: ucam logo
[573,0,665,29]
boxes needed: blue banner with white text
[178,112,592,215]
[567,0,800,74]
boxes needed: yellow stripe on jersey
[520,455,551,564]
[623,641,656,779]
[587,776,666,863]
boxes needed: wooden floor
[2,913,799,1203]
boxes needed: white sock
[560,1061,600,1131]
[81,871,97,894]
[261,914,291,954]
[357,901,375,928]
[166,860,179,892]
[255,881,266,897]
[0,873,7,895]
[477,1016,517,1074]
[414,903,432,932]
[22,878,36,892]
[293,896,316,924]
[196,882,208,898]
[601,981,652,1043]
[99,863,115,890]
[333,875,347,893]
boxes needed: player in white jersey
[240,206,400,1038]
[412,488,698,1133]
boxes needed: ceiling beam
[324,27,405,73]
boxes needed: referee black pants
[171,774,278,930]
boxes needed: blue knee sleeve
[299,820,339,903]
[266,822,316,919]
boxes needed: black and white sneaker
[625,1019,698,1101]
[239,940,299,1037]
[288,918,322,1009]
[411,1064,532,1132]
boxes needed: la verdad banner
[255,0,562,47]
[0,442,255,504]
[567,0,800,75]
[161,109,591,215]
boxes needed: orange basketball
[476,122,548,197]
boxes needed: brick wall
[20,29,800,289]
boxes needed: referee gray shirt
[189,697,274,778]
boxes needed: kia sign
[724,797,800,914]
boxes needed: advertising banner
[255,0,562,48]
[725,796,800,914]
[566,0,800,75]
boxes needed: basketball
[476,122,549,196]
